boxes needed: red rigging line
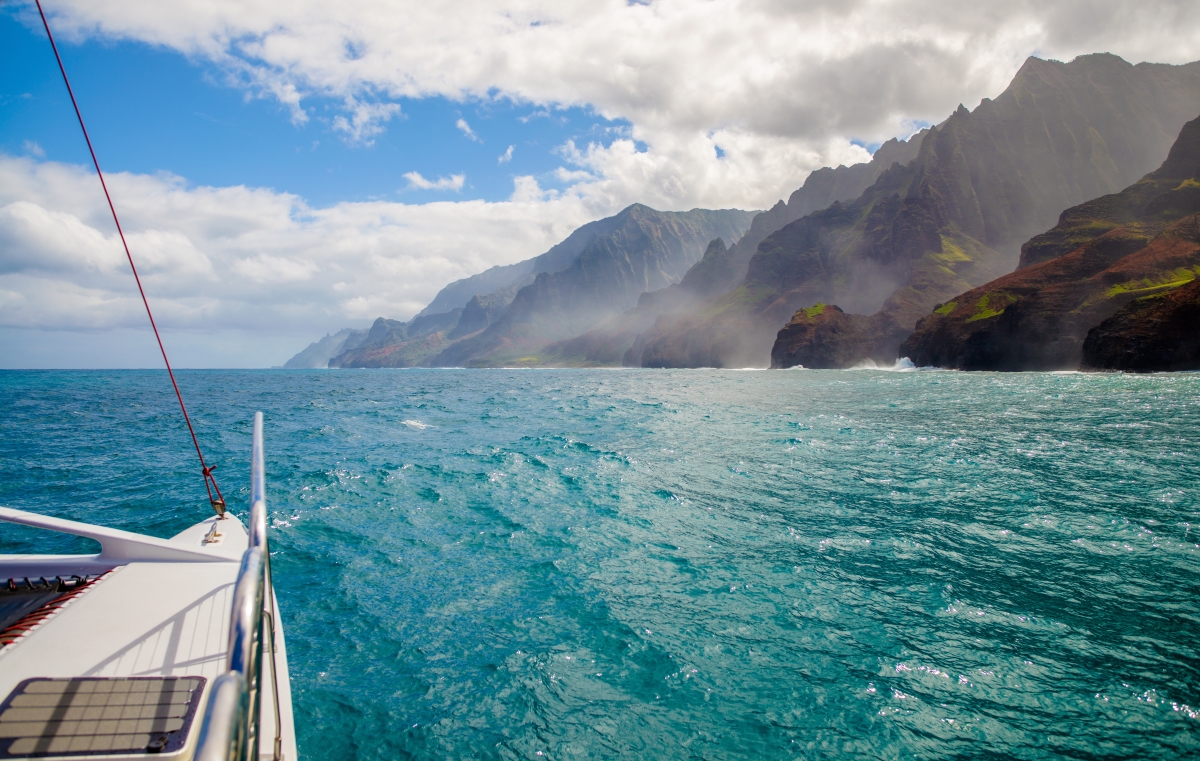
[35,0,227,517]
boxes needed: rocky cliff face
[631,53,1200,369]
[770,304,910,369]
[535,238,730,367]
[1081,277,1200,371]
[901,115,1200,370]
[901,216,1200,369]
[696,132,929,296]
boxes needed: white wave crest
[846,357,919,372]
[403,419,432,429]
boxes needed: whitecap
[402,419,431,430]
[846,357,918,372]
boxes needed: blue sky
[1,12,633,207]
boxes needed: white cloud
[232,253,317,282]
[0,155,595,365]
[509,176,550,203]
[330,96,401,145]
[553,167,593,184]
[498,145,514,164]
[22,141,45,158]
[0,202,124,275]
[28,0,1200,211]
[7,1,1200,366]
[402,171,466,191]
[456,118,481,142]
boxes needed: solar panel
[0,677,205,758]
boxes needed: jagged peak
[1010,52,1133,88]
[614,202,754,219]
[1067,51,1132,68]
[619,202,654,215]
[1154,114,1200,179]
[1007,55,1067,88]
[1014,55,1053,73]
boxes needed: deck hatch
[0,677,204,758]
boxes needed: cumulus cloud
[509,176,550,203]
[22,140,45,158]
[25,0,1200,211]
[0,155,595,364]
[402,171,465,191]
[0,202,124,275]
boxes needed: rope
[35,1,226,516]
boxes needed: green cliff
[1081,277,1200,371]
[901,114,1200,370]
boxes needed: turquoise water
[1,369,1198,759]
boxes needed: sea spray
[846,356,920,371]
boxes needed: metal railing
[195,412,282,761]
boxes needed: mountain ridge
[427,205,755,366]
[523,133,930,366]
[641,52,1200,369]
[313,204,754,368]
[283,123,933,370]
[416,213,636,318]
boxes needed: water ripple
[1,369,1197,759]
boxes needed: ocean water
[1,368,1198,760]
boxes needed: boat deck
[0,514,296,761]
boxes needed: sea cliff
[901,115,1200,371]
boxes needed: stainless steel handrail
[194,673,247,761]
[195,412,278,761]
[250,412,285,761]
[250,412,267,552]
